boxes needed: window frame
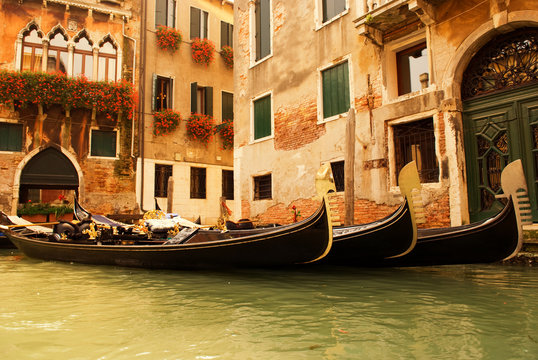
[318,56,353,124]
[97,39,118,82]
[330,160,345,192]
[190,167,207,199]
[47,30,69,74]
[154,163,173,198]
[155,0,177,28]
[222,169,234,200]
[250,0,273,66]
[73,34,94,79]
[316,0,349,29]
[21,26,44,72]
[221,21,233,49]
[190,7,209,40]
[222,91,234,122]
[190,82,213,116]
[89,128,119,159]
[0,122,24,153]
[253,173,272,200]
[396,42,428,96]
[251,91,273,143]
[153,75,174,112]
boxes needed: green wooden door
[463,84,538,222]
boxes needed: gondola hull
[321,200,416,265]
[379,197,520,267]
[4,197,332,269]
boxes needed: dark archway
[462,28,538,221]
[19,147,79,203]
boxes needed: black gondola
[2,196,333,270]
[379,160,529,266]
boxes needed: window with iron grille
[330,161,345,192]
[0,123,23,152]
[190,167,207,199]
[222,170,234,200]
[155,164,172,198]
[393,118,438,184]
[254,174,272,200]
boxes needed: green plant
[221,45,233,69]
[156,26,182,52]
[191,38,215,66]
[153,109,181,136]
[214,119,233,149]
[186,113,214,145]
[17,202,73,218]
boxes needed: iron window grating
[254,174,272,200]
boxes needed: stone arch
[443,11,538,100]
[18,20,44,39]
[10,144,85,214]
[73,29,94,45]
[46,23,69,42]
[98,33,119,49]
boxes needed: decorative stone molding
[39,0,132,19]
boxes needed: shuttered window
[322,61,350,119]
[0,123,23,152]
[191,82,213,115]
[155,0,176,28]
[222,92,234,121]
[190,167,207,199]
[222,170,234,200]
[190,7,209,39]
[221,21,233,49]
[255,0,271,61]
[254,95,271,140]
[322,0,347,23]
[153,75,173,112]
[90,129,117,158]
[254,174,272,200]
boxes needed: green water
[1,249,537,360]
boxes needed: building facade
[0,0,140,216]
[234,0,538,226]
[138,0,234,224]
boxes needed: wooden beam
[345,108,356,226]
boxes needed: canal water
[1,249,537,360]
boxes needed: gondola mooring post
[345,108,356,226]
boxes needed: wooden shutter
[190,7,200,39]
[221,22,227,48]
[322,61,349,119]
[222,92,233,121]
[255,1,261,60]
[254,95,271,140]
[167,0,176,27]
[152,73,157,112]
[202,11,209,39]
[259,0,271,59]
[191,82,198,114]
[91,130,116,157]
[205,87,213,116]
[168,77,174,110]
[0,123,23,151]
[155,0,167,27]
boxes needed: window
[73,33,94,79]
[190,7,209,40]
[191,82,213,115]
[254,174,272,200]
[322,0,347,23]
[322,61,350,119]
[154,76,173,111]
[397,42,428,96]
[155,0,176,28]
[393,118,438,184]
[21,26,43,72]
[155,164,173,198]
[222,92,234,121]
[90,129,117,158]
[47,31,68,73]
[0,123,23,152]
[253,94,272,140]
[255,0,271,61]
[330,161,345,192]
[97,38,117,82]
[190,167,207,199]
[222,170,234,200]
[221,21,233,49]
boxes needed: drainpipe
[122,16,137,158]
[138,0,147,211]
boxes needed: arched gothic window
[97,37,117,82]
[21,25,43,72]
[73,33,94,79]
[47,30,68,73]
[462,28,538,99]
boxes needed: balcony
[354,0,444,45]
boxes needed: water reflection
[1,250,537,359]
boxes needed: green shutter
[155,0,167,27]
[222,92,233,121]
[254,95,271,140]
[0,123,23,151]
[322,61,349,119]
[191,82,198,114]
[202,11,208,39]
[190,7,200,39]
[91,130,116,157]
[152,73,157,112]
[259,0,271,59]
[205,87,213,116]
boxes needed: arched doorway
[19,147,79,204]
[462,27,538,222]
